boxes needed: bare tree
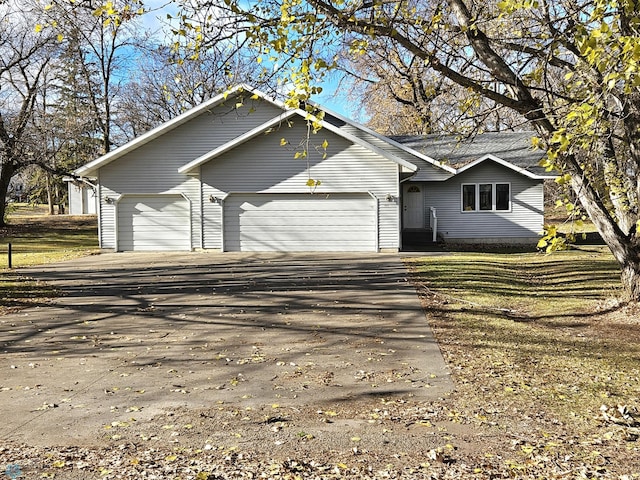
[0,5,57,225]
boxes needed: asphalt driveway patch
[0,252,451,447]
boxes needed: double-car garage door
[223,193,376,252]
[116,193,376,252]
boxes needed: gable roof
[178,104,421,174]
[391,132,554,179]
[76,84,424,177]
[75,84,282,177]
[76,84,553,181]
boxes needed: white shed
[66,179,97,215]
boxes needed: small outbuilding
[75,85,553,252]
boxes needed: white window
[461,183,511,212]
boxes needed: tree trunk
[621,261,640,302]
[568,170,640,300]
[46,173,54,215]
[0,161,16,227]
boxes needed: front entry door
[403,184,424,229]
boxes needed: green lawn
[0,205,99,313]
[0,204,99,269]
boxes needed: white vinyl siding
[96,100,284,249]
[116,195,190,251]
[424,161,543,241]
[223,193,376,252]
[201,119,399,250]
[333,122,454,181]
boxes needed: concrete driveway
[0,252,451,446]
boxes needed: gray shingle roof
[390,132,549,176]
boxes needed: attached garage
[116,194,191,251]
[223,193,377,252]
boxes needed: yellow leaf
[521,444,535,455]
[52,460,65,468]
[35,24,43,33]
[280,138,288,146]
[351,436,361,442]
[165,454,178,462]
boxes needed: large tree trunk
[0,161,15,227]
[621,261,640,301]
[571,172,640,301]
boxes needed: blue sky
[316,78,356,120]
[141,1,357,121]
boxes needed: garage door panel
[224,193,376,252]
[117,195,190,251]
[234,216,373,227]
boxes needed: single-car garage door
[117,194,190,251]
[223,193,376,252]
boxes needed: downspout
[199,166,204,250]
[95,173,103,249]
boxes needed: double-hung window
[462,183,511,212]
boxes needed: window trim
[461,182,511,213]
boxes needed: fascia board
[457,154,554,179]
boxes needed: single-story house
[74,84,553,252]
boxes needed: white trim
[199,166,204,249]
[220,196,226,252]
[96,173,103,248]
[368,191,379,252]
[456,154,554,179]
[75,84,281,176]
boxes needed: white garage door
[117,195,190,251]
[223,193,376,252]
